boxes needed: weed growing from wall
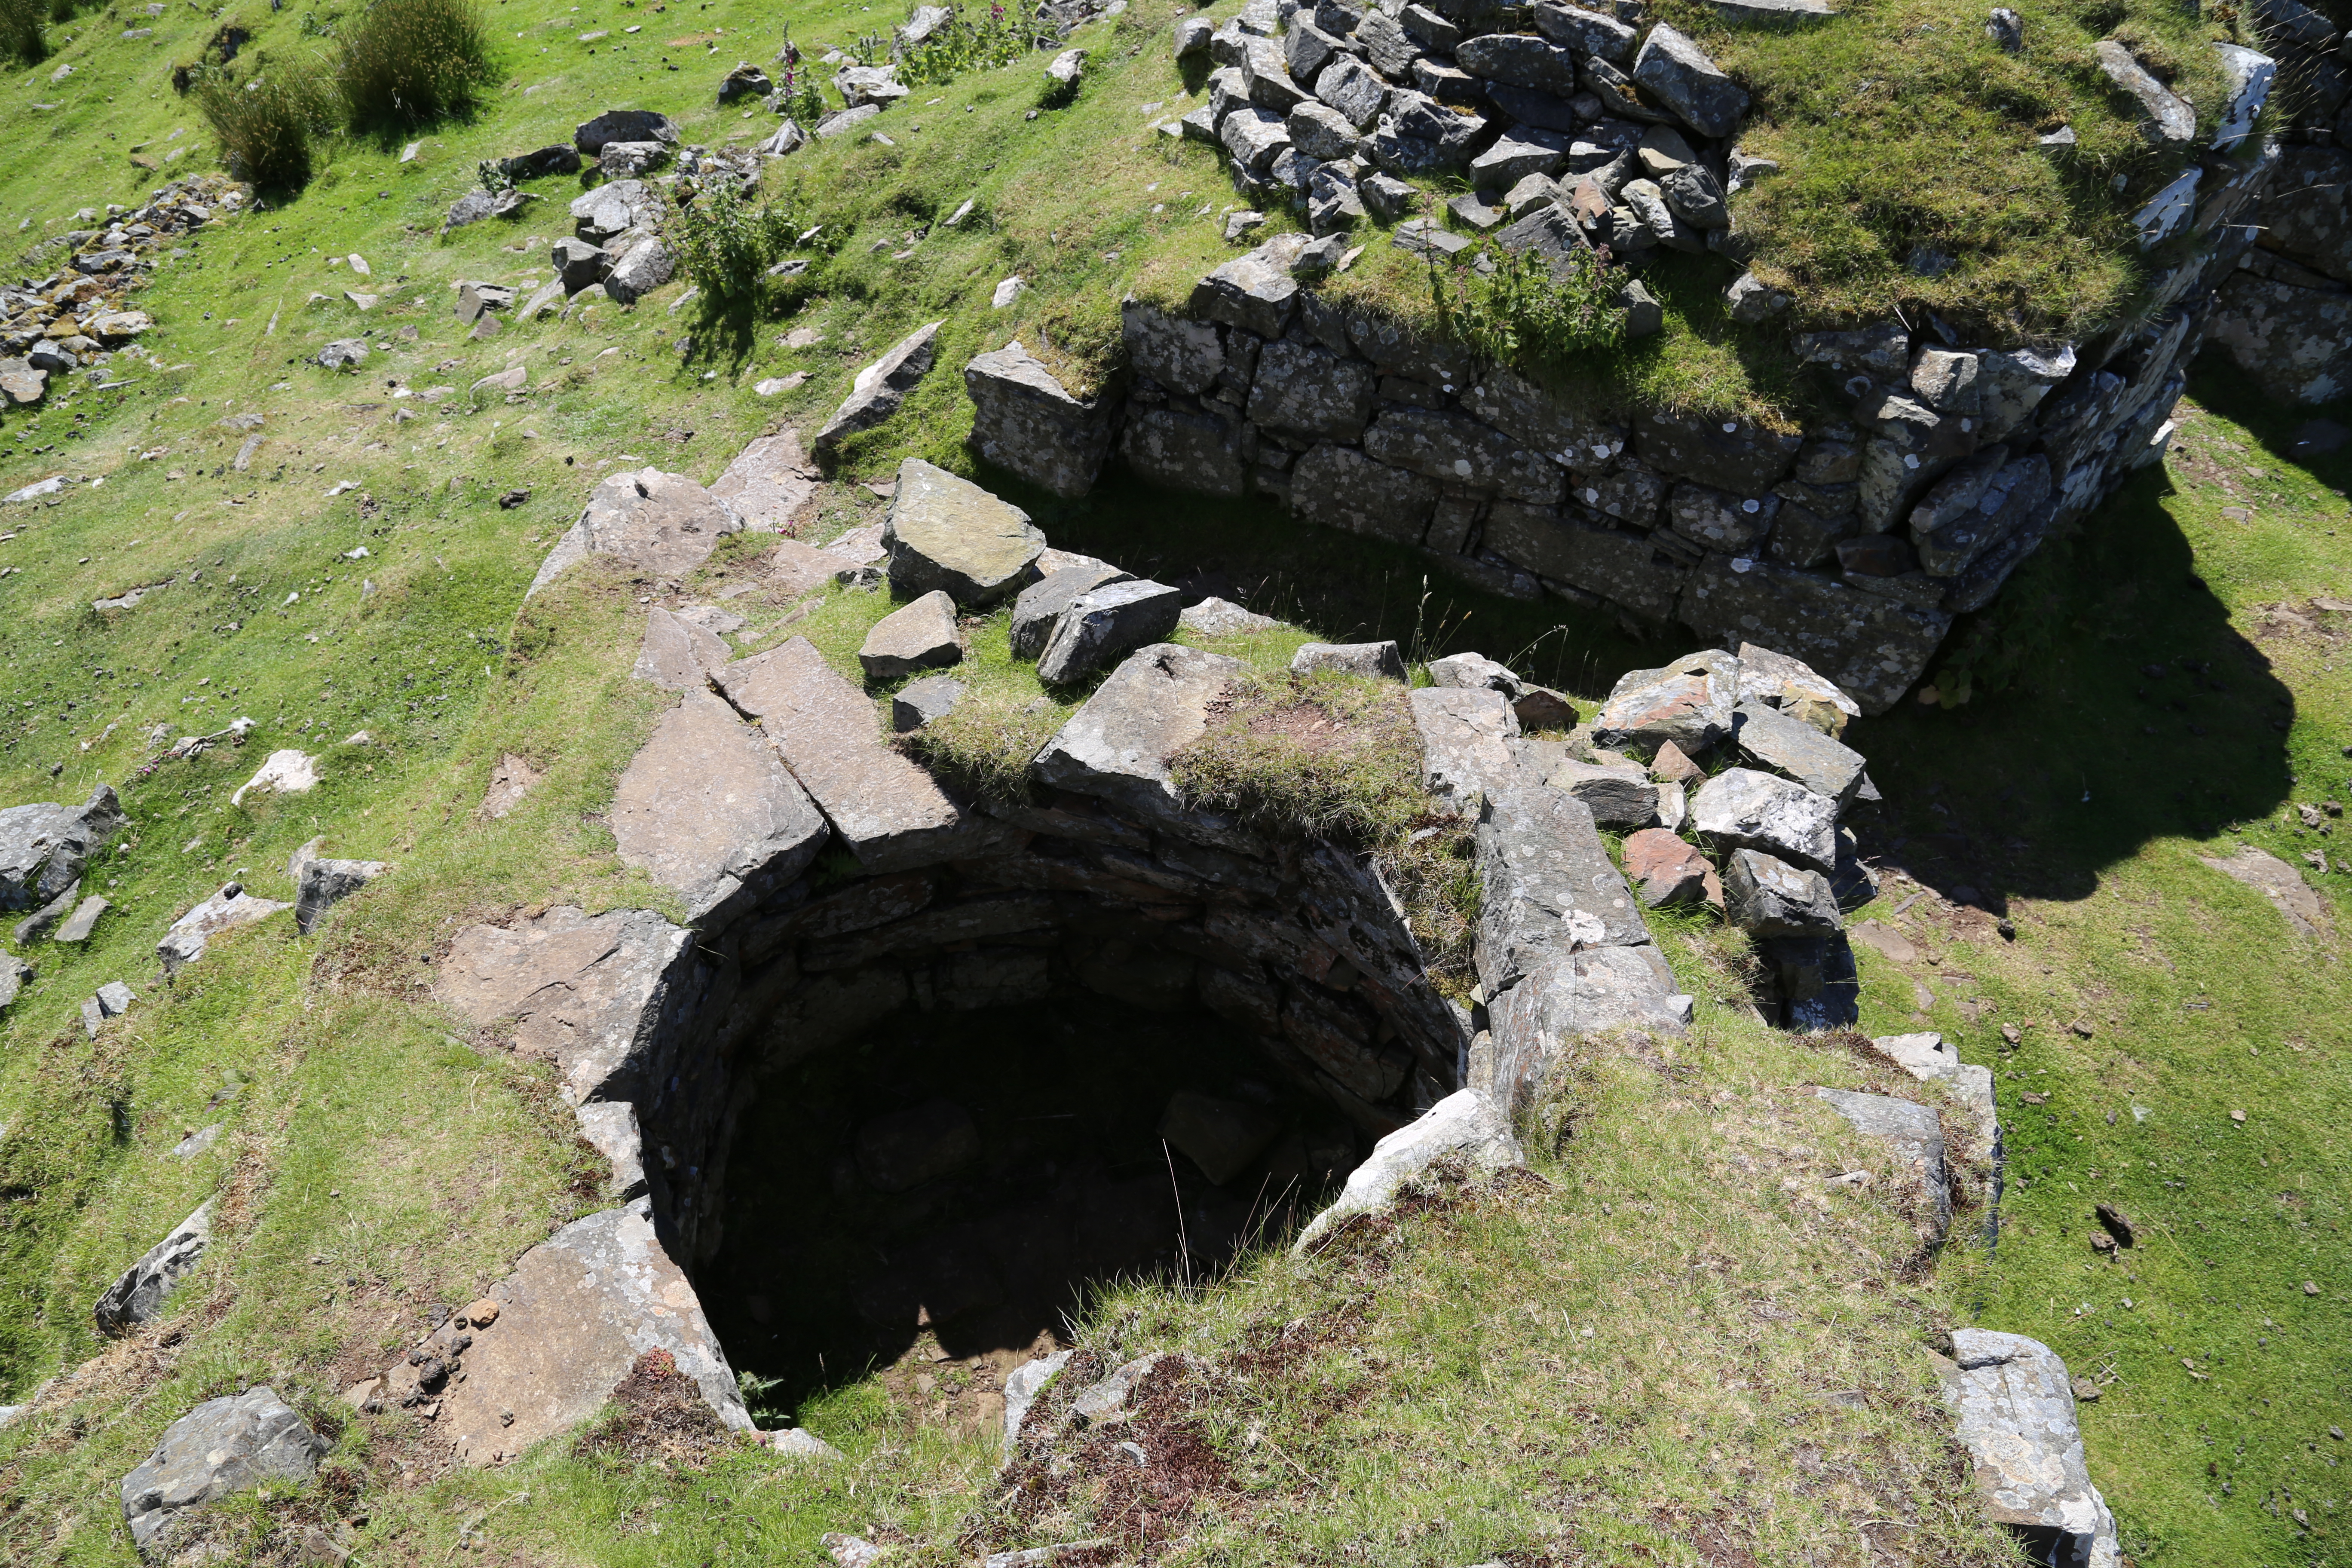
[1434,246,1627,371]
[897,0,1041,88]
[671,181,799,306]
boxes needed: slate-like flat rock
[883,458,1048,608]
[612,691,830,922]
[530,468,742,596]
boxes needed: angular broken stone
[891,674,968,733]
[1694,767,1839,872]
[1,782,126,911]
[716,637,977,872]
[1732,701,1868,805]
[1592,649,1739,754]
[632,605,732,691]
[1818,1088,1949,1242]
[1544,758,1659,828]
[612,691,831,922]
[1189,240,1300,339]
[882,458,1047,608]
[120,1385,327,1555]
[1409,686,1521,811]
[2094,40,2193,145]
[54,894,108,943]
[1631,23,1749,138]
[1873,1031,1998,1152]
[1621,826,1714,907]
[814,320,945,454]
[1178,597,1280,638]
[157,882,292,972]
[1734,641,1860,735]
[1011,564,1134,659]
[1295,1090,1524,1250]
[286,839,389,936]
[1289,640,1406,681]
[1038,579,1187,685]
[1724,847,1841,935]
[95,1200,212,1335]
[1941,1330,2120,1568]
[1033,643,1246,825]
[859,590,965,680]
[963,341,1118,501]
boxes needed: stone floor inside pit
[702,992,1368,1434]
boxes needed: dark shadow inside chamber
[701,991,1363,1419]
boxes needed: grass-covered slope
[0,0,2346,1562]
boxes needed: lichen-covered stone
[882,458,1047,608]
[963,342,1116,500]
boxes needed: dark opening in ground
[704,993,1363,1431]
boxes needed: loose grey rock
[530,468,741,596]
[1874,1031,1998,1152]
[1002,1351,1073,1461]
[1941,1330,2120,1568]
[1724,847,1841,935]
[1289,640,1406,681]
[598,139,673,178]
[0,949,29,1012]
[1179,596,1280,637]
[1457,32,1580,95]
[569,178,661,242]
[120,1386,327,1554]
[1429,651,1525,697]
[0,782,125,910]
[552,236,612,289]
[882,457,1047,608]
[14,879,80,946]
[1545,758,1659,828]
[158,882,292,971]
[631,604,730,690]
[95,1201,212,1335]
[53,894,108,943]
[1985,6,2022,49]
[1734,642,1860,734]
[1732,702,1868,805]
[860,590,965,680]
[1534,2,1636,61]
[1038,579,1188,685]
[1692,766,1839,871]
[1591,649,1738,754]
[2094,40,2193,145]
[1817,1088,1950,1243]
[316,338,368,370]
[1012,564,1133,658]
[892,674,968,733]
[574,108,680,153]
[1316,55,1391,129]
[814,320,944,453]
[1295,1090,1522,1250]
[1631,24,1749,138]
[1190,240,1299,339]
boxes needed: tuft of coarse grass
[335,0,497,132]
[0,0,44,63]
[189,64,335,193]
[1170,668,1432,847]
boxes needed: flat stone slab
[1691,766,1838,872]
[1475,785,1651,992]
[2199,844,2332,938]
[708,427,820,533]
[1483,945,1692,1111]
[435,905,692,1106]
[95,1200,212,1334]
[1179,596,1280,637]
[121,1385,327,1555]
[631,605,732,691]
[54,894,109,943]
[892,674,967,733]
[530,468,742,596]
[1940,1329,2120,1568]
[1409,686,1521,812]
[771,537,858,598]
[0,782,125,911]
[884,458,1047,608]
[437,1203,753,1467]
[1542,757,1658,827]
[716,637,980,871]
[612,691,830,922]
[1032,642,1246,824]
[1816,1087,1949,1243]
[288,838,389,935]
[1295,1090,1523,1251]
[1732,701,1867,805]
[157,883,291,973]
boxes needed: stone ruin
[955,0,2300,708]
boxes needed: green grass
[0,0,2349,1562]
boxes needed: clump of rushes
[0,0,46,63]
[335,0,496,132]
[191,65,336,193]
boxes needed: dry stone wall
[961,0,2285,708]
